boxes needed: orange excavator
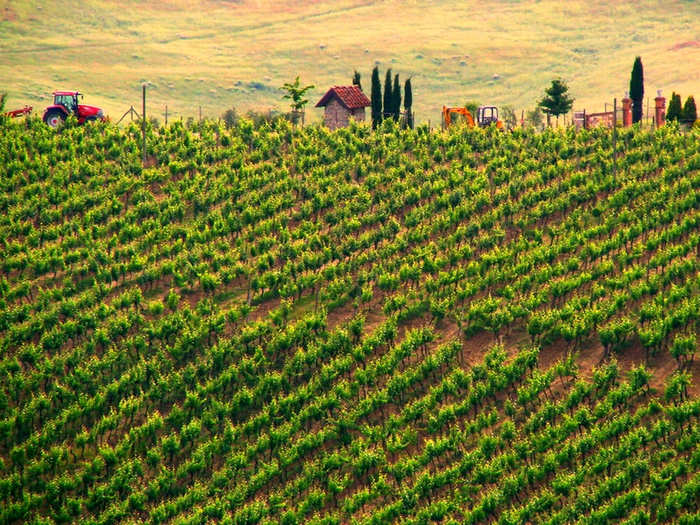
[442,105,503,130]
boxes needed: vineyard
[0,116,699,524]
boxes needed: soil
[515,333,700,399]
[2,5,16,22]
[670,41,700,51]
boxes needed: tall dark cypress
[392,74,401,121]
[629,57,644,124]
[682,96,697,124]
[666,92,683,122]
[383,69,392,119]
[404,78,413,128]
[371,66,382,129]
[352,70,362,91]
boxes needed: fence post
[165,105,168,126]
[612,98,617,178]
[646,98,650,128]
[142,83,147,167]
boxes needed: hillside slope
[0,117,699,523]
[1,0,699,123]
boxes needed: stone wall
[324,99,349,130]
[351,107,366,122]
[323,99,366,130]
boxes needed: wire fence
[112,97,695,132]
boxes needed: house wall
[323,98,367,130]
[351,107,366,122]
[324,99,350,130]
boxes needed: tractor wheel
[44,109,65,128]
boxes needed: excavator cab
[476,106,501,128]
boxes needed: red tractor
[42,91,106,128]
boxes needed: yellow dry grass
[1,0,698,124]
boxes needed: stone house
[315,86,371,130]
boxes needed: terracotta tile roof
[315,86,371,109]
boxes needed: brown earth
[670,40,700,51]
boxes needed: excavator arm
[442,106,475,129]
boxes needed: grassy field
[1,0,698,124]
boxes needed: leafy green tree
[666,92,682,122]
[404,78,413,128]
[539,79,574,125]
[352,70,362,91]
[221,108,238,129]
[383,69,393,119]
[629,56,644,123]
[465,101,480,116]
[501,105,517,130]
[371,66,382,129]
[682,95,697,123]
[525,107,544,131]
[280,76,315,121]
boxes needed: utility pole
[612,97,617,178]
[142,83,147,166]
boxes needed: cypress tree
[682,95,697,124]
[383,69,392,119]
[392,74,401,121]
[629,57,644,124]
[404,78,413,128]
[371,66,382,129]
[352,70,362,91]
[667,92,682,122]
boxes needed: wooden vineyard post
[142,83,147,167]
[612,98,617,179]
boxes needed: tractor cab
[53,92,80,114]
[476,106,499,127]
